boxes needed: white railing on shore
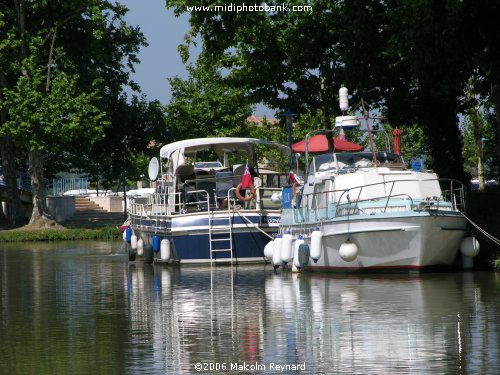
[52,177,88,196]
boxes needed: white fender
[130,234,138,250]
[310,228,323,263]
[460,236,480,257]
[137,238,144,256]
[272,235,283,267]
[280,232,294,264]
[160,239,170,260]
[264,240,274,260]
[339,240,358,262]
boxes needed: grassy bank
[0,225,120,242]
[494,259,500,270]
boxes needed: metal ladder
[209,199,234,264]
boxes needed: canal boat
[273,88,479,272]
[126,137,289,264]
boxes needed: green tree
[169,0,388,129]
[0,0,150,225]
[461,109,496,189]
[82,95,166,194]
[166,63,253,139]
[1,64,107,223]
[167,0,472,181]
[463,0,500,175]
[383,0,469,181]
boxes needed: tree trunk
[490,82,500,178]
[0,136,23,227]
[13,0,30,78]
[28,149,47,223]
[471,112,485,191]
[0,202,6,223]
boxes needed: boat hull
[289,212,467,272]
[131,211,280,264]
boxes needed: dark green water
[0,241,499,374]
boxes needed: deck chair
[176,165,195,185]
[175,165,196,209]
[232,164,246,187]
[195,170,216,205]
[215,171,233,208]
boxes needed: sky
[120,0,275,118]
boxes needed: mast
[360,99,378,164]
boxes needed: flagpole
[281,109,296,172]
[360,99,378,164]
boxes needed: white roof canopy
[160,137,289,173]
[160,137,289,159]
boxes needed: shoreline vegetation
[0,225,120,242]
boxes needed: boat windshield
[310,152,404,175]
[194,161,223,171]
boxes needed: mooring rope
[233,206,274,240]
[460,212,500,247]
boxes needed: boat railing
[129,183,285,222]
[293,178,465,223]
[129,189,211,218]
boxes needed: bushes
[0,226,121,242]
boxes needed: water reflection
[0,241,129,374]
[126,264,500,374]
[0,242,498,374]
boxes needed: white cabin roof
[160,137,289,159]
[159,137,289,173]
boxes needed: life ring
[235,183,255,201]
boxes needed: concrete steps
[74,197,104,212]
[63,197,125,228]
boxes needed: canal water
[0,241,499,374]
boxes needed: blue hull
[131,212,280,264]
[171,231,271,262]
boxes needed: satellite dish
[148,157,159,181]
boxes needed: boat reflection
[125,266,500,374]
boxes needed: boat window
[308,151,403,175]
[194,161,223,169]
[309,154,336,176]
[335,152,403,168]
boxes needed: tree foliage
[82,95,166,190]
[1,63,106,152]
[169,0,389,127]
[0,0,162,224]
[166,0,500,181]
[461,110,497,180]
[166,63,253,139]
[462,0,500,167]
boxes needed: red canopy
[292,134,364,153]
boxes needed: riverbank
[0,225,120,242]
